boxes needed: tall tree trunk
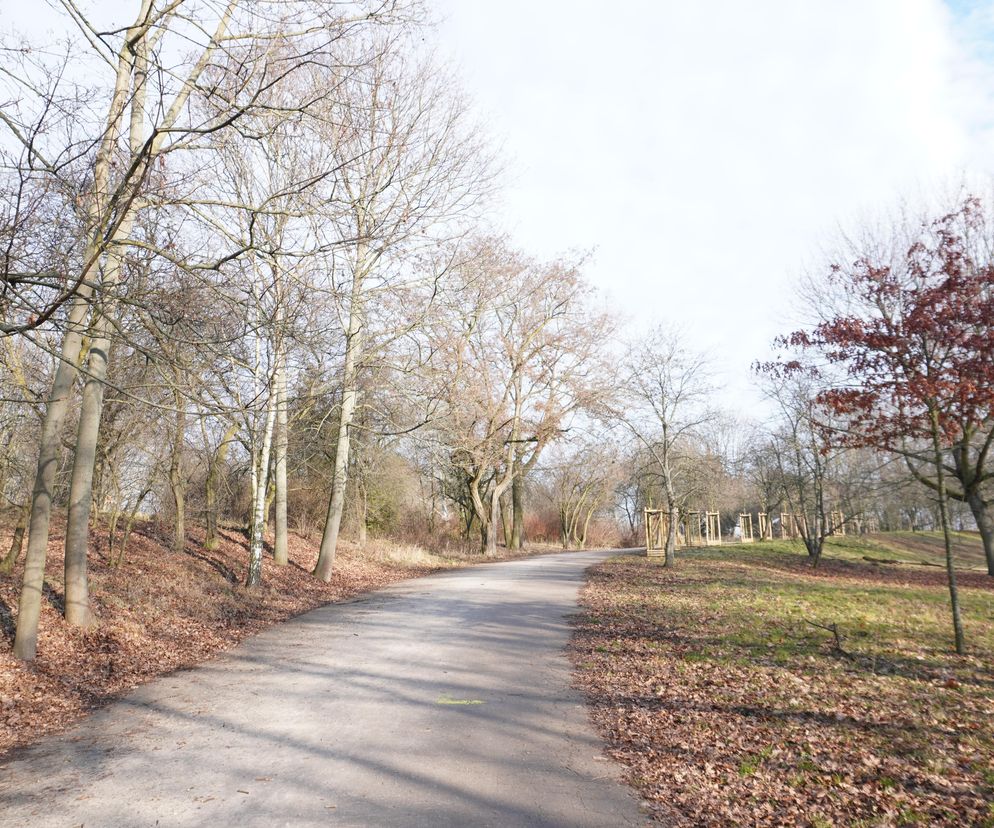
[247,391,277,587]
[11,0,158,661]
[62,331,110,627]
[580,506,596,550]
[931,411,966,654]
[662,438,677,568]
[169,395,187,554]
[62,0,149,628]
[665,501,678,567]
[314,381,358,580]
[484,481,511,557]
[13,299,90,659]
[273,351,289,566]
[313,270,365,582]
[511,463,524,550]
[469,470,499,556]
[500,492,511,548]
[263,478,275,536]
[966,489,994,577]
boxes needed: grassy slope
[864,531,989,571]
[741,532,989,571]
[571,542,994,827]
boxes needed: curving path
[0,550,643,827]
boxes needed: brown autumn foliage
[570,551,994,827]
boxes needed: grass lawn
[570,542,994,826]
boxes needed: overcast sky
[431,0,994,415]
[6,1,994,417]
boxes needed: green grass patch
[571,544,994,826]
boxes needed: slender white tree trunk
[273,349,289,566]
[247,391,277,587]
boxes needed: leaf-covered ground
[0,518,539,757]
[569,546,994,827]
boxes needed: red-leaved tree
[776,199,994,654]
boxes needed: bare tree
[6,0,421,658]
[309,42,491,580]
[619,327,713,566]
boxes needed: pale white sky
[6,1,994,418]
[432,0,994,414]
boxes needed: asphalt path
[0,549,644,827]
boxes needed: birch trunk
[273,353,289,566]
[246,391,277,587]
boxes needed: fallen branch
[806,620,850,656]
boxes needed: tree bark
[661,431,678,568]
[510,464,524,550]
[486,490,501,556]
[169,391,188,554]
[273,351,289,566]
[580,506,596,549]
[13,299,90,659]
[313,268,365,582]
[357,484,368,551]
[930,411,966,654]
[246,387,277,586]
[500,492,511,548]
[11,0,161,660]
[965,489,994,576]
[62,332,110,627]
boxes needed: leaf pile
[569,549,994,826]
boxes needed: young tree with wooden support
[620,329,714,567]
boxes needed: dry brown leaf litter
[569,550,994,827]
